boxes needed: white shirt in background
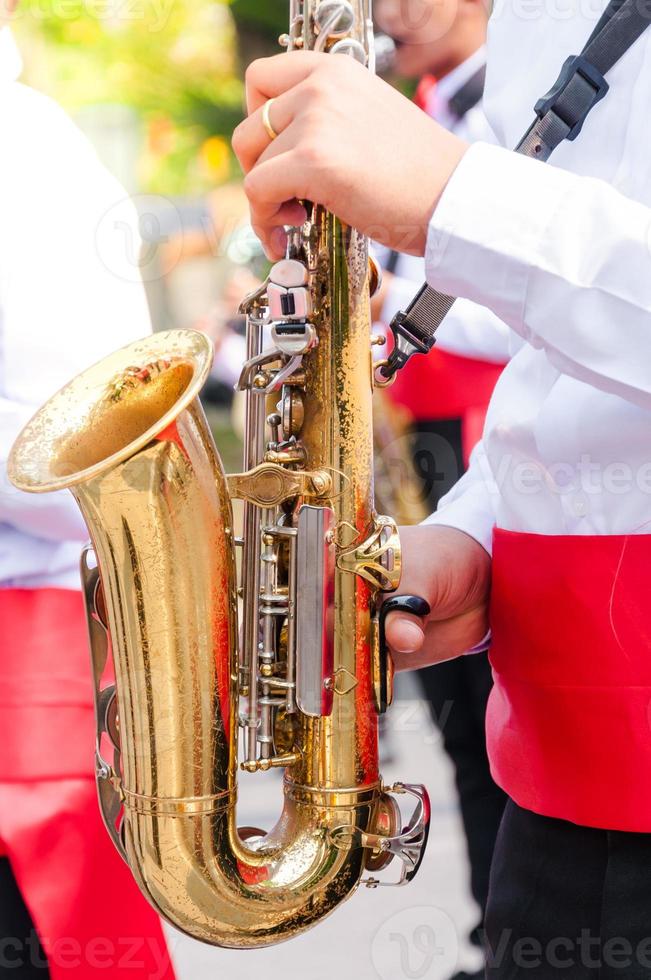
[377,46,514,365]
[424,1,651,550]
[0,27,151,589]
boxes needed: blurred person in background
[0,7,176,978]
[373,0,512,497]
[373,3,508,974]
[157,181,260,408]
[198,266,257,407]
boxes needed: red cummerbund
[488,529,651,832]
[0,588,95,781]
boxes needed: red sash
[0,588,95,780]
[488,530,651,832]
[0,588,175,978]
[388,348,504,463]
[0,780,176,980]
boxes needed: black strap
[518,0,651,159]
[449,64,487,121]
[385,248,401,275]
[380,0,651,381]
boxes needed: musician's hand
[232,52,468,259]
[384,525,491,672]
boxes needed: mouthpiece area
[8,329,213,493]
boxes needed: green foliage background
[230,0,286,38]
[13,0,284,193]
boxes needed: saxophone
[8,0,430,948]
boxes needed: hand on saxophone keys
[382,525,491,672]
[232,51,468,259]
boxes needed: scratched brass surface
[9,327,380,946]
[295,208,379,796]
[7,0,397,947]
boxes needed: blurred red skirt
[0,588,175,979]
[388,347,505,465]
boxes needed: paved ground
[164,673,484,980]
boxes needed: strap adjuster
[534,55,609,141]
[380,310,437,380]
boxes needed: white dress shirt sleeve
[426,141,651,410]
[426,297,516,364]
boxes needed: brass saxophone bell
[8,0,431,948]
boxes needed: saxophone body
[9,0,429,949]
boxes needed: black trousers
[412,418,465,512]
[0,859,49,977]
[414,416,506,921]
[485,800,651,979]
[420,654,507,917]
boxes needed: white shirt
[379,46,514,364]
[424,1,651,551]
[0,28,151,589]
[426,45,490,138]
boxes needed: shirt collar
[0,27,22,86]
[434,45,487,116]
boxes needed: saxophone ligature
[8,0,430,948]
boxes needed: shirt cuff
[423,496,494,555]
[424,141,568,334]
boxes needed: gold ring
[262,98,279,142]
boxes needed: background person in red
[0,8,175,978]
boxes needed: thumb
[382,595,432,654]
[384,611,427,654]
